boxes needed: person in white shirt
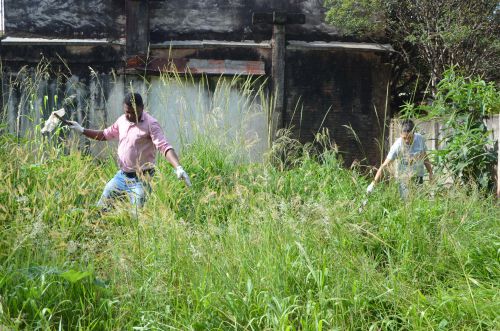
[366,120,433,198]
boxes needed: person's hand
[175,166,191,187]
[68,120,84,134]
[366,182,375,194]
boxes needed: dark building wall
[150,0,339,43]
[4,0,124,39]
[0,45,123,70]
[1,0,392,165]
[285,50,391,165]
[4,0,340,42]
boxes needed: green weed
[0,63,498,330]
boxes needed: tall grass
[0,63,499,330]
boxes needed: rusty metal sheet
[186,59,265,75]
[125,56,265,75]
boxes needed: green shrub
[404,68,499,190]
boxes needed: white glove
[175,165,191,187]
[366,182,375,194]
[68,120,84,134]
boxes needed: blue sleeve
[387,139,401,160]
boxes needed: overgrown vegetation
[1,63,499,329]
[402,68,499,190]
[1,129,499,330]
[324,1,499,190]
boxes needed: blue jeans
[97,170,152,209]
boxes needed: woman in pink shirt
[68,92,190,209]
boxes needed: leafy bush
[324,0,500,110]
[405,68,499,189]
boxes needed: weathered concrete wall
[4,0,124,39]
[4,0,341,42]
[150,0,339,43]
[285,49,392,166]
[1,70,269,161]
[123,76,269,161]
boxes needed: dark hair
[124,92,144,109]
[401,119,415,133]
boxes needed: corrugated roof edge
[0,37,124,45]
[287,41,394,52]
[152,40,393,52]
[0,37,393,52]
[152,40,272,49]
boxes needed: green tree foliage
[324,0,385,35]
[324,0,499,95]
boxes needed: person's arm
[149,119,191,186]
[165,148,190,186]
[149,119,177,168]
[83,129,106,141]
[367,157,393,193]
[165,148,181,168]
[373,158,393,184]
[68,121,107,141]
[367,139,400,193]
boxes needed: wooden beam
[253,11,305,134]
[126,0,149,55]
[272,24,286,130]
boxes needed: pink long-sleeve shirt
[103,112,173,172]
